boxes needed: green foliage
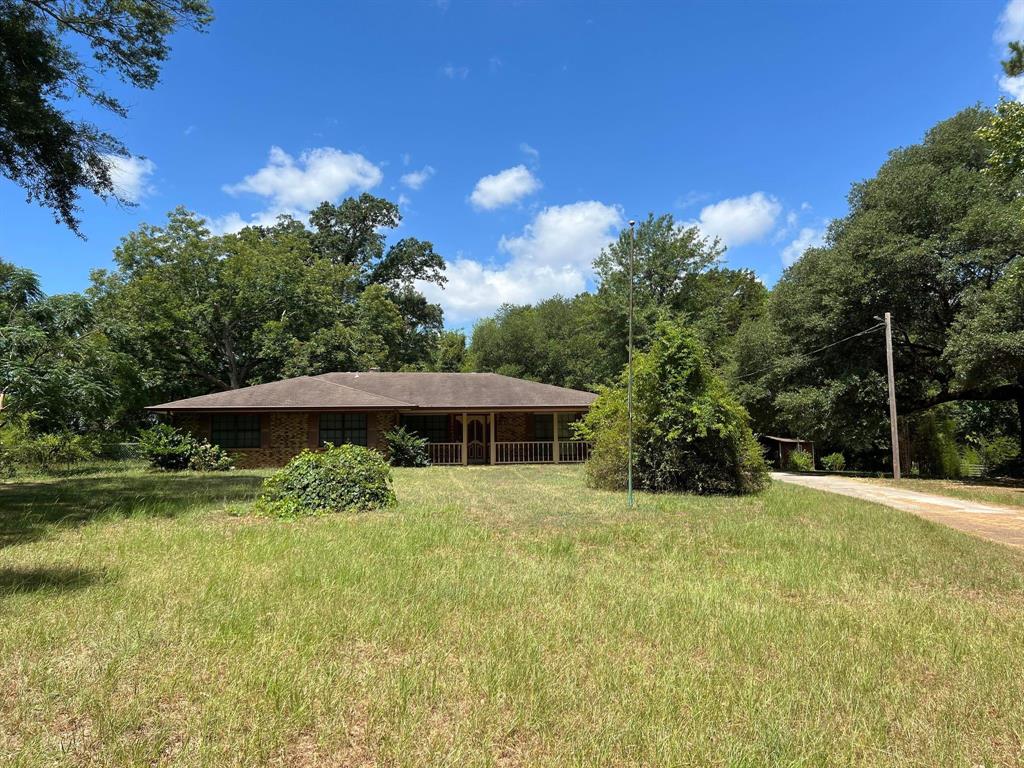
[137,423,232,472]
[0,417,97,472]
[980,436,1020,476]
[90,199,446,401]
[0,0,212,234]
[258,444,396,518]
[1003,41,1024,79]
[785,449,814,472]
[468,294,613,389]
[911,412,962,479]
[384,426,430,467]
[820,452,847,472]
[1,259,141,433]
[137,424,193,470]
[979,99,1024,187]
[581,322,769,495]
[467,215,765,392]
[186,441,235,472]
[734,107,1024,466]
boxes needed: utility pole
[627,220,636,508]
[884,312,901,480]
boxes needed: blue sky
[0,0,1019,328]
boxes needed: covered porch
[400,410,592,466]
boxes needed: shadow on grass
[0,566,107,597]
[0,471,264,550]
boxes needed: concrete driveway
[773,472,1024,550]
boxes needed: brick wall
[230,413,309,468]
[369,411,397,453]
[496,412,529,441]
[175,410,399,468]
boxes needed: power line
[735,322,885,381]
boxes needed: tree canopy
[0,0,212,234]
[733,107,1024,458]
[90,195,448,401]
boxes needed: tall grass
[1,465,1022,766]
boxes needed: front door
[466,415,488,464]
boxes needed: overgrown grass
[2,464,1023,766]
[868,476,1024,509]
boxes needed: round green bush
[259,443,396,518]
[785,448,814,472]
[820,452,846,472]
[383,426,430,467]
[581,321,769,495]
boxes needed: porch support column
[489,412,496,465]
[461,411,468,465]
[552,412,559,463]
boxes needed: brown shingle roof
[147,372,597,412]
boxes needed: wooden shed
[761,435,815,470]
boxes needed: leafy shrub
[258,443,396,518]
[137,423,233,471]
[785,448,814,472]
[912,411,961,478]
[187,441,235,471]
[9,432,97,470]
[820,452,846,472]
[980,436,1020,476]
[581,322,769,495]
[384,426,430,467]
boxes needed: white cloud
[1000,73,1024,100]
[419,201,622,322]
[442,63,469,79]
[400,165,435,190]
[202,208,301,235]
[996,0,1024,42]
[684,192,782,247]
[223,146,382,211]
[781,226,825,267]
[469,165,541,210]
[102,155,156,202]
[520,143,540,163]
[211,146,383,233]
[996,1,1024,99]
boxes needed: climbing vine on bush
[579,322,769,495]
[258,443,396,518]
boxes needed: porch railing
[558,440,592,463]
[494,440,592,464]
[428,442,463,465]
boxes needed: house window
[532,413,578,441]
[211,414,261,449]
[399,414,449,443]
[319,413,367,446]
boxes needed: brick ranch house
[147,371,598,468]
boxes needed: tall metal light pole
[884,312,901,480]
[627,220,636,508]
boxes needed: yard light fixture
[627,219,636,508]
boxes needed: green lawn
[863,476,1024,510]
[2,464,1024,766]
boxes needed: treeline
[0,195,462,464]
[3,108,1023,476]
[466,107,1024,474]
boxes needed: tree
[467,294,611,389]
[91,199,448,401]
[0,0,212,234]
[580,321,769,495]
[945,258,1024,453]
[734,108,1024,461]
[1,259,138,432]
